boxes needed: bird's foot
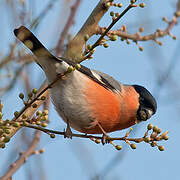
[64,121,72,139]
[96,122,110,145]
[101,134,111,145]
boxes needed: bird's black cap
[133,85,157,114]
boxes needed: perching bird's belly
[50,70,98,132]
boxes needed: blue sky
[0,0,180,179]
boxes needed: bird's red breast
[81,78,140,134]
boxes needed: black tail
[14,26,54,58]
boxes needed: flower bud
[84,34,89,41]
[14,111,19,118]
[158,146,165,151]
[50,134,55,138]
[115,145,122,150]
[19,93,24,99]
[32,88,37,94]
[147,124,153,130]
[139,3,146,8]
[130,143,136,149]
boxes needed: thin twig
[0,82,49,143]
[0,69,72,143]
[0,131,41,180]
[83,4,136,59]
[64,0,110,61]
[95,1,180,43]
[0,43,16,69]
[30,0,57,30]
[24,124,168,143]
[13,73,64,121]
[0,62,30,96]
[56,0,82,56]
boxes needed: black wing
[58,57,122,92]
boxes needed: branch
[30,0,57,30]
[0,67,75,146]
[24,123,168,151]
[0,62,30,95]
[64,0,110,61]
[0,131,41,180]
[81,3,136,61]
[95,1,180,44]
[56,0,82,56]
[0,82,49,144]
[0,43,16,69]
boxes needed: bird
[14,26,157,138]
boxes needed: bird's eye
[140,97,145,103]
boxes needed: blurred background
[0,0,179,179]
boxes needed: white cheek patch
[55,61,69,74]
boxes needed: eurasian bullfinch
[14,26,157,136]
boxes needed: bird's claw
[101,134,111,145]
[64,123,73,139]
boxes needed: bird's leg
[64,119,73,139]
[97,122,110,145]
